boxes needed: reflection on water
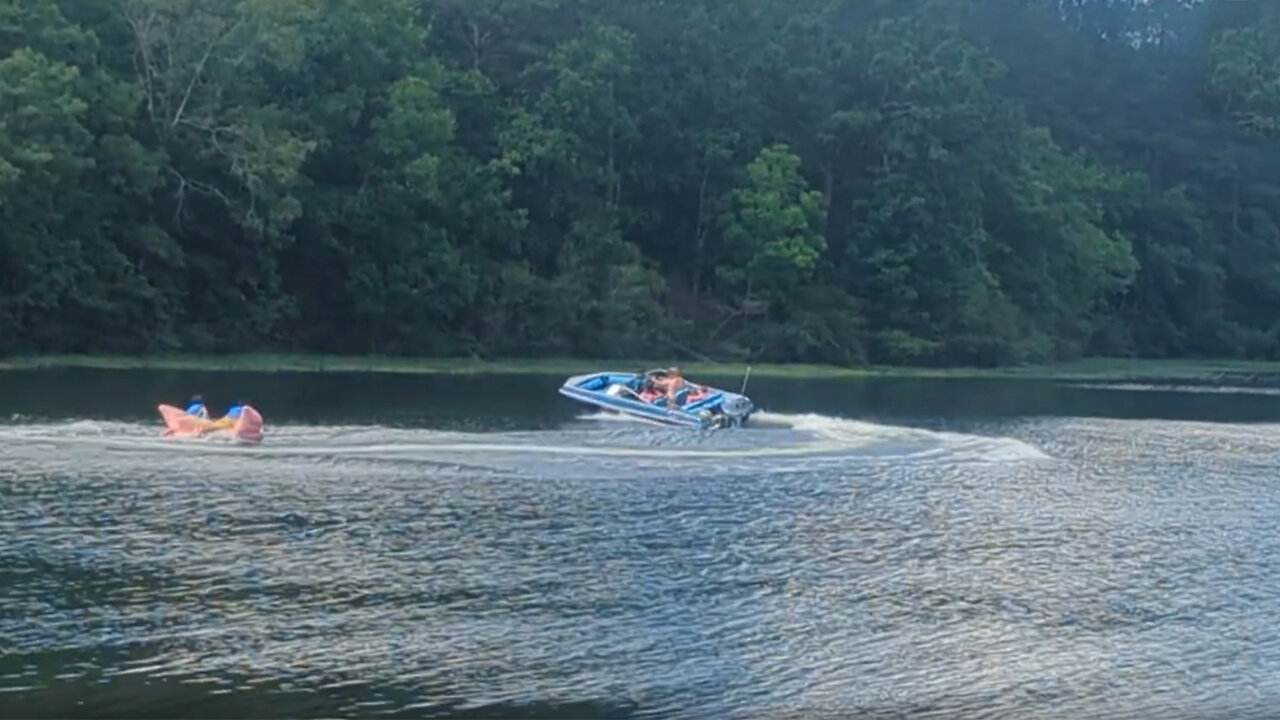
[1,371,1279,719]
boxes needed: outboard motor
[717,393,754,427]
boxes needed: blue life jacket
[186,402,206,417]
[225,404,244,420]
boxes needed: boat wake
[0,411,1050,479]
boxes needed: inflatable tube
[158,404,264,444]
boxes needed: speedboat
[558,369,755,429]
[157,404,265,444]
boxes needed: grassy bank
[4,353,1280,384]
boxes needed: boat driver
[186,395,209,419]
[650,367,688,406]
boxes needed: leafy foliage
[0,0,1276,364]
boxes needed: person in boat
[185,395,209,419]
[649,367,688,406]
[627,371,659,403]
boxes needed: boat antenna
[740,365,752,394]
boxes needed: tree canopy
[1,0,1277,366]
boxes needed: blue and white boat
[558,369,755,429]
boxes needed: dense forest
[1,0,1278,365]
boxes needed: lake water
[2,369,1279,719]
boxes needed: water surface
[1,369,1278,719]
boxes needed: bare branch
[122,6,159,128]
[169,168,235,210]
[171,18,245,129]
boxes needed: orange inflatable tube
[158,404,264,444]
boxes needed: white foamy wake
[756,412,1051,463]
[571,409,1050,464]
[0,411,1051,467]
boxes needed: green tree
[0,0,1277,366]
[1204,2,1280,137]
[717,144,826,311]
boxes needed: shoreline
[3,354,1280,385]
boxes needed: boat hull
[558,371,754,429]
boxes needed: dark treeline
[1,0,1278,365]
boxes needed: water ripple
[1,414,1278,718]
